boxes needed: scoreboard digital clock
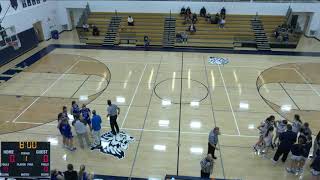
[0,142,50,178]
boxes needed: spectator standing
[64,164,78,180]
[144,36,150,50]
[73,114,91,149]
[107,100,120,135]
[91,110,102,150]
[272,124,297,163]
[200,154,214,178]
[220,7,226,19]
[127,16,134,26]
[208,127,220,159]
[192,13,198,24]
[200,7,206,17]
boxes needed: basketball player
[106,100,120,135]
[80,104,92,131]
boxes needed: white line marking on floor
[120,64,147,128]
[293,66,320,97]
[14,121,258,138]
[12,60,80,123]
[218,65,241,135]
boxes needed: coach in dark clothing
[64,164,78,180]
[272,124,297,163]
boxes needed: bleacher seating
[116,13,167,46]
[81,11,299,49]
[84,12,115,45]
[175,14,255,48]
[260,15,300,44]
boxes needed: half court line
[12,60,80,123]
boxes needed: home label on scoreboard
[0,142,50,177]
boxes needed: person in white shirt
[219,18,226,28]
[274,120,288,146]
[261,127,274,157]
[128,16,134,26]
[72,114,90,149]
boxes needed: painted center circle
[154,78,209,104]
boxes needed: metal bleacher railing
[75,3,91,43]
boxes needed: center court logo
[208,57,229,65]
[99,131,135,159]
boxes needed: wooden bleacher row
[83,12,293,48]
[174,14,255,48]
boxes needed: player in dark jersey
[70,101,80,119]
[80,104,92,131]
[60,118,76,151]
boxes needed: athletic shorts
[311,169,320,176]
[85,118,91,125]
[63,131,73,139]
[291,155,302,161]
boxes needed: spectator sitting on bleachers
[144,36,150,49]
[184,15,192,25]
[200,7,206,17]
[211,13,220,24]
[192,13,198,24]
[64,164,78,180]
[283,33,289,42]
[180,7,186,16]
[220,7,226,19]
[181,31,188,44]
[82,23,89,32]
[187,23,196,33]
[176,33,182,43]
[219,18,226,29]
[92,25,100,36]
[128,16,134,26]
[205,13,211,23]
[51,169,64,180]
[186,7,191,16]
[274,30,280,39]
[79,164,92,180]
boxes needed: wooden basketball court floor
[0,45,320,180]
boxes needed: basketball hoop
[7,40,20,50]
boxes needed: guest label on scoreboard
[0,142,50,177]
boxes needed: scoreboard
[0,142,50,178]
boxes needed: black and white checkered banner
[208,57,229,65]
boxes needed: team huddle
[253,114,320,178]
[56,100,120,151]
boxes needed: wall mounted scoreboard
[0,142,50,178]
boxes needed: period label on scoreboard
[0,142,50,177]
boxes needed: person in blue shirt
[91,110,102,150]
[80,104,92,131]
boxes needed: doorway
[33,21,44,42]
